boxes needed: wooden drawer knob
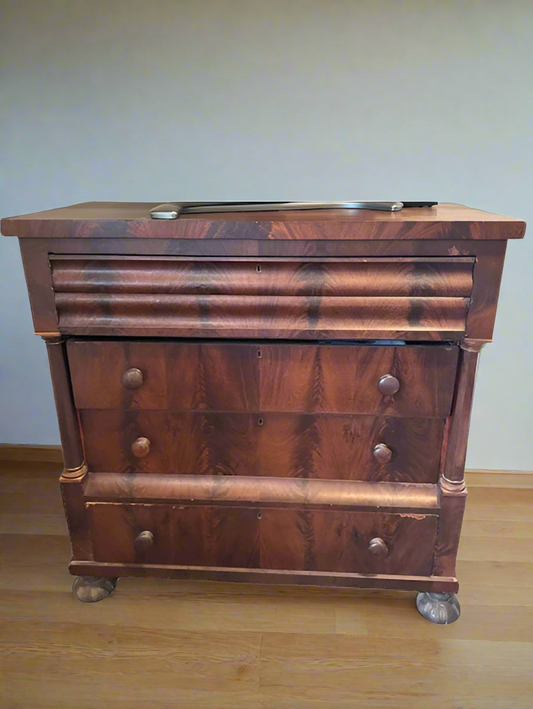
[131,436,151,458]
[123,367,144,389]
[378,374,400,396]
[368,537,388,558]
[373,443,393,464]
[134,530,154,553]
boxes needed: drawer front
[86,502,438,576]
[81,411,445,483]
[69,340,459,417]
[53,255,473,339]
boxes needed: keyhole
[258,417,264,426]
[256,264,262,273]
[257,349,262,358]
[257,512,262,520]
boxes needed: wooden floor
[1,461,532,708]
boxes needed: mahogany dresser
[2,202,525,623]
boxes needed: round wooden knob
[122,367,144,390]
[373,443,393,464]
[131,436,150,458]
[378,374,400,396]
[368,537,388,558]
[134,530,154,553]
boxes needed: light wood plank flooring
[1,460,532,708]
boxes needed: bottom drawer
[86,503,438,576]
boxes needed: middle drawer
[80,410,445,483]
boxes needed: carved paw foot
[416,592,460,624]
[72,576,118,603]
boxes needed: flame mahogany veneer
[1,202,525,598]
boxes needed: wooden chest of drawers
[2,202,525,622]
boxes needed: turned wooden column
[43,336,92,560]
[43,336,85,476]
[434,338,484,577]
[441,338,485,488]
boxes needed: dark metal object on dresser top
[1,201,525,622]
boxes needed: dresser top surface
[1,201,526,240]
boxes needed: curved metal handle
[149,203,181,219]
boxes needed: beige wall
[1,0,532,469]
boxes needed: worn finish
[51,255,472,340]
[442,339,484,484]
[79,410,446,483]
[5,460,533,708]
[1,201,526,240]
[68,340,459,417]
[43,337,84,473]
[4,201,524,614]
[86,502,438,576]
[54,292,469,340]
[50,255,474,295]
[16,236,511,340]
[82,473,440,513]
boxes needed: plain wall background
[1,0,532,470]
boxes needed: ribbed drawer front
[52,255,473,339]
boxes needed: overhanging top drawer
[51,255,474,296]
[50,255,474,340]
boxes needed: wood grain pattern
[256,343,458,416]
[5,460,533,709]
[433,485,467,578]
[2,201,526,240]
[55,292,469,340]
[442,341,482,483]
[85,502,438,576]
[68,562,458,592]
[68,340,459,417]
[43,337,84,473]
[80,410,445,483]
[50,253,472,342]
[60,478,92,561]
[465,242,507,340]
[83,473,440,513]
[6,200,525,609]
[51,255,474,296]
[0,444,63,463]
[17,236,508,339]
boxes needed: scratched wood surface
[1,459,532,709]
[86,502,438,576]
[1,201,526,240]
[55,293,469,340]
[50,256,473,337]
[17,236,509,342]
[50,255,475,296]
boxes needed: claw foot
[72,576,118,603]
[416,592,460,624]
